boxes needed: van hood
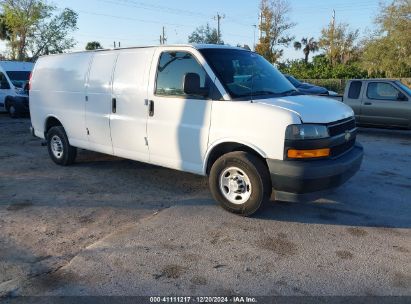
[256,95,354,124]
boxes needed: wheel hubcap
[219,167,252,204]
[51,135,64,159]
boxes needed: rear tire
[209,151,272,216]
[46,126,77,166]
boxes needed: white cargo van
[29,45,363,216]
[0,61,33,117]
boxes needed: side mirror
[183,73,208,97]
[397,92,408,101]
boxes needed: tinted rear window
[348,81,362,99]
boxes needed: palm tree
[294,37,319,63]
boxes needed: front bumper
[11,96,30,114]
[267,143,363,196]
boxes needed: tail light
[28,72,32,90]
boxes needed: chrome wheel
[219,167,252,205]
[51,135,64,159]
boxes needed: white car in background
[0,61,34,117]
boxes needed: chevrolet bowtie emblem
[345,131,351,141]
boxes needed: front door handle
[112,98,117,113]
[149,100,154,117]
[364,102,372,105]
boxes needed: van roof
[39,44,249,58]
[0,61,34,71]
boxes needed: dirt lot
[0,114,410,297]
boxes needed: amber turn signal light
[287,148,330,159]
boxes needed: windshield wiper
[233,91,277,99]
[251,90,277,96]
[234,90,297,99]
[279,89,301,96]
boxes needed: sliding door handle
[112,98,117,113]
[149,100,154,117]
[364,102,372,105]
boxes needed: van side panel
[145,48,213,174]
[30,53,93,148]
[208,100,300,165]
[85,52,118,155]
[110,48,155,162]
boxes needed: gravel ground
[0,114,410,298]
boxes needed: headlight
[285,124,329,140]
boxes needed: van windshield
[6,71,31,88]
[200,48,298,100]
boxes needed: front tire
[46,126,77,166]
[8,104,18,118]
[209,151,271,216]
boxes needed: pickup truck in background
[331,79,411,129]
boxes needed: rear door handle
[364,102,372,105]
[112,97,117,113]
[148,100,154,117]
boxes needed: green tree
[0,13,11,41]
[188,23,221,44]
[293,37,319,63]
[0,0,77,61]
[319,22,359,65]
[361,0,411,77]
[0,0,50,60]
[255,0,295,63]
[85,41,103,51]
[28,8,78,60]
[278,54,367,80]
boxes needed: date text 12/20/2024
[150,296,258,303]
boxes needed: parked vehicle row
[29,45,363,216]
[0,61,33,118]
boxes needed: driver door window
[367,82,400,101]
[155,51,210,99]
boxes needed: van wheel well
[45,117,63,136]
[206,142,267,175]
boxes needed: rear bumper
[267,143,363,195]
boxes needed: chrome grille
[328,118,356,137]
